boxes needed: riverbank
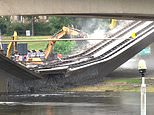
[67,77,154,92]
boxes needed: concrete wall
[0,0,154,19]
[0,69,20,93]
[0,69,9,92]
[0,67,65,93]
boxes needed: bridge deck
[1,0,154,19]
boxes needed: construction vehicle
[44,26,80,60]
[6,31,18,59]
[109,19,117,29]
[26,26,82,66]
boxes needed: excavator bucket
[62,26,80,36]
[69,30,79,36]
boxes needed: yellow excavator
[27,26,81,65]
[44,26,80,60]
[6,31,18,59]
[109,19,117,30]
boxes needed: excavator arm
[6,31,18,59]
[109,19,117,30]
[26,27,82,66]
[44,26,80,60]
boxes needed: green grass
[108,78,141,84]
[2,36,77,54]
[28,42,47,50]
[67,77,154,92]
[19,36,49,50]
[3,36,50,50]
[67,78,143,92]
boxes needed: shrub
[54,41,76,56]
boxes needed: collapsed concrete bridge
[0,21,154,93]
[1,0,154,93]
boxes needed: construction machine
[6,31,18,59]
[44,26,80,60]
[27,26,82,66]
[109,19,117,29]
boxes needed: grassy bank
[19,36,49,50]
[3,36,49,50]
[68,77,154,92]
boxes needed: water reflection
[0,92,154,115]
[0,104,128,115]
[0,103,130,115]
[46,106,53,115]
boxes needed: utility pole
[31,16,34,36]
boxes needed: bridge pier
[0,69,9,93]
[0,68,65,93]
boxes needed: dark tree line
[0,16,77,36]
[0,16,110,36]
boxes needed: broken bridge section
[0,53,42,80]
[36,21,154,87]
[0,21,154,93]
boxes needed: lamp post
[138,59,147,115]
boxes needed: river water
[0,92,154,115]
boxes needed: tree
[48,16,76,35]
[22,15,40,36]
[0,16,11,35]
[54,41,76,55]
